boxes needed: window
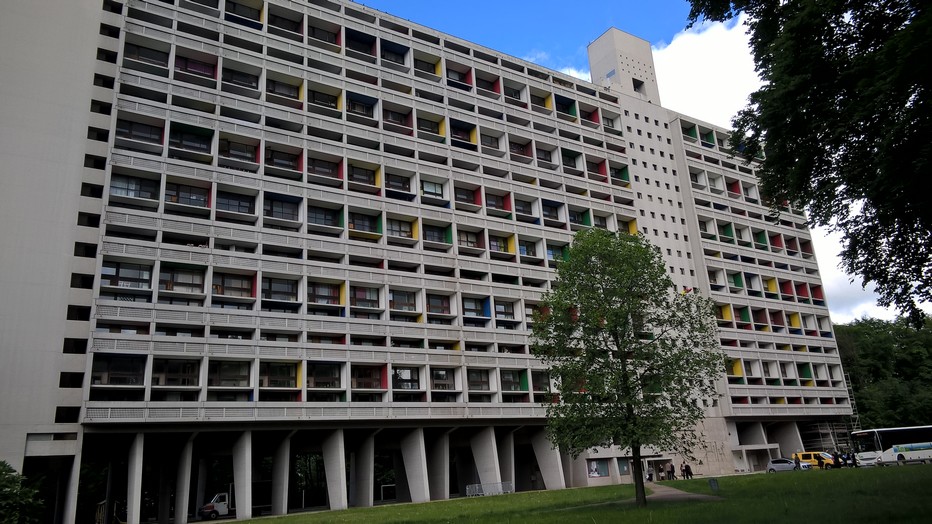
[222,68,258,89]
[417,118,440,134]
[347,99,374,117]
[309,90,338,108]
[265,150,298,170]
[504,86,521,99]
[431,368,455,390]
[495,302,515,319]
[476,77,495,91]
[386,174,410,192]
[486,193,505,209]
[101,261,151,289]
[561,153,577,168]
[351,366,382,389]
[263,198,299,221]
[308,158,338,177]
[392,367,419,389]
[308,26,337,44]
[219,140,256,162]
[542,204,560,220]
[348,165,376,185]
[207,360,250,387]
[546,245,563,261]
[421,180,443,198]
[457,230,479,248]
[152,359,199,386]
[345,35,373,54]
[387,219,412,238]
[268,13,300,33]
[462,297,485,317]
[383,108,408,125]
[261,278,297,302]
[124,43,168,66]
[513,199,532,215]
[216,191,254,214]
[348,213,376,232]
[480,134,499,148]
[427,294,450,314]
[307,364,340,388]
[414,58,435,73]
[448,69,467,83]
[450,127,471,141]
[568,210,585,224]
[530,94,546,106]
[308,282,339,304]
[518,241,536,257]
[266,79,299,99]
[350,287,379,308]
[164,183,208,207]
[390,290,416,311]
[212,273,253,297]
[467,369,490,390]
[536,149,552,162]
[489,236,508,252]
[454,186,474,203]
[509,142,527,155]
[227,1,260,20]
[174,56,214,78]
[169,130,210,152]
[159,268,203,293]
[308,206,339,226]
[381,49,405,64]
[116,120,162,143]
[110,175,158,199]
[423,225,446,243]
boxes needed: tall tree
[835,316,932,428]
[685,0,932,325]
[531,229,722,507]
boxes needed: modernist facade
[0,0,851,522]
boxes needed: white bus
[851,425,932,466]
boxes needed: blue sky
[353,1,927,324]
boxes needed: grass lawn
[249,465,932,523]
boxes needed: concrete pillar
[351,435,374,507]
[127,433,144,524]
[175,437,194,524]
[401,428,430,503]
[497,431,515,486]
[427,432,449,500]
[271,433,292,515]
[232,431,253,520]
[63,442,82,524]
[469,427,501,485]
[195,458,207,512]
[323,430,348,510]
[158,458,171,524]
[531,430,565,490]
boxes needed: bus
[851,425,932,466]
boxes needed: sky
[354,0,928,324]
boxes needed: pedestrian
[684,463,693,479]
[816,454,824,470]
[666,461,676,480]
[794,455,801,470]
[680,461,686,479]
[834,451,842,469]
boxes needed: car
[792,451,836,469]
[766,457,811,472]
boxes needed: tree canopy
[531,229,722,506]
[835,315,932,428]
[686,0,932,325]
[0,461,42,524]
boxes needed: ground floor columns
[271,432,294,515]
[470,427,502,485]
[400,428,430,503]
[63,437,83,524]
[427,432,449,501]
[323,429,348,510]
[531,430,565,490]
[174,436,194,524]
[351,434,375,507]
[498,431,515,486]
[127,433,144,524]
[233,431,253,519]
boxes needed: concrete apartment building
[0,0,852,521]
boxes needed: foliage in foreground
[0,461,42,524]
[531,229,722,506]
[686,0,932,325]
[835,315,932,428]
[253,465,932,523]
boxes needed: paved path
[647,481,722,502]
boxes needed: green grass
[249,466,932,523]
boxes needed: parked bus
[851,425,932,466]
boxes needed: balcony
[218,139,259,172]
[115,119,164,154]
[168,128,213,164]
[265,149,302,180]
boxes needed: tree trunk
[631,444,647,507]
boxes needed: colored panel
[411,219,419,240]
[731,359,743,376]
[720,304,732,321]
[788,313,801,328]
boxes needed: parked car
[766,457,811,472]
[792,451,836,469]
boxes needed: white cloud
[650,14,930,324]
[522,50,550,64]
[559,67,591,82]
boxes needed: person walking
[666,461,676,480]
[684,463,693,479]
[816,454,824,470]
[680,461,686,479]
[794,455,801,470]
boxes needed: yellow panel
[775,397,786,404]
[298,81,304,101]
[765,278,777,292]
[469,127,477,144]
[731,359,744,376]
[720,304,732,321]
[506,234,516,253]
[544,94,553,110]
[337,93,343,111]
[438,118,446,136]
[374,167,381,187]
[788,312,801,327]
[452,341,461,351]
[434,61,441,76]
[296,362,303,388]
[628,219,638,235]
[340,282,346,305]
[411,219,419,240]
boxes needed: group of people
[662,461,693,480]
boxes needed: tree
[0,461,42,524]
[685,0,932,325]
[531,229,723,507]
[835,315,932,428]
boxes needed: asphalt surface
[647,481,723,502]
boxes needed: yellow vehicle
[792,451,836,469]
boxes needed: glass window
[174,56,215,78]
[427,294,450,314]
[159,268,203,293]
[386,174,410,192]
[116,120,162,143]
[480,134,499,148]
[261,278,297,301]
[101,261,152,289]
[348,213,377,232]
[212,273,253,297]
[308,206,339,226]
[124,43,168,66]
[350,286,379,308]
[263,198,299,221]
[267,79,299,99]
[309,90,338,108]
[518,241,536,257]
[423,225,446,243]
[165,183,208,207]
[462,297,485,317]
[387,219,412,238]
[389,290,417,311]
[457,230,479,247]
[216,191,254,214]
[308,283,340,304]
[110,175,159,200]
[421,180,444,198]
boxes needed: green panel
[730,273,743,288]
[444,226,452,243]
[737,306,751,322]
[519,371,529,391]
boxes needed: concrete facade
[0,1,850,522]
